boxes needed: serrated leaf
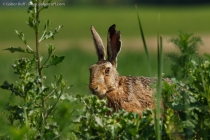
[40,25,63,42]
[3,47,34,54]
[15,30,27,45]
[49,55,65,67]
[3,47,25,53]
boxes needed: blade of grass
[155,36,162,140]
[155,13,162,140]
[136,6,162,139]
[135,5,151,75]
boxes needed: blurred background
[0,0,210,97]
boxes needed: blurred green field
[1,5,210,41]
[0,5,210,101]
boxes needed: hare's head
[89,24,121,99]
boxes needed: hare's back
[125,76,172,90]
[124,76,154,90]
[122,76,156,108]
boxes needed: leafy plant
[162,58,210,139]
[74,95,155,140]
[187,56,210,139]
[0,0,72,139]
[166,32,203,80]
[162,33,210,139]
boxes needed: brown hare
[89,24,163,115]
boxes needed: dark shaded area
[65,0,210,6]
[0,0,210,6]
[134,0,210,5]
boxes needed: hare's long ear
[107,24,121,67]
[91,26,106,61]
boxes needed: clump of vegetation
[162,58,210,139]
[74,95,155,140]
[166,32,203,80]
[0,0,74,139]
[163,32,210,139]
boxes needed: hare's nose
[94,87,98,91]
[89,84,99,92]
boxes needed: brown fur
[89,24,170,115]
[106,76,155,114]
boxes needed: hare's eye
[105,67,110,75]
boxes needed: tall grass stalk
[135,5,151,75]
[136,6,162,139]
[155,14,162,140]
[155,36,162,140]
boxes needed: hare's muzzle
[89,84,106,99]
[89,84,99,94]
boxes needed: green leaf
[1,81,13,90]
[49,55,65,67]
[44,20,51,30]
[27,5,34,14]
[26,16,34,28]
[185,120,195,128]
[15,30,28,45]
[3,46,24,53]
[14,30,34,52]
[47,44,55,55]
[95,116,103,127]
[60,94,76,101]
[54,25,63,34]
[55,74,63,86]
[3,47,34,54]
[40,25,63,42]
[26,16,38,31]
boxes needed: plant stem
[156,36,162,140]
[35,1,46,138]
[155,14,162,140]
[35,1,46,119]
[36,5,41,79]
